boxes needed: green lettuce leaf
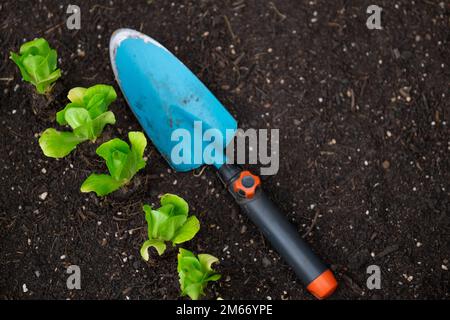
[140,239,167,259]
[57,85,117,125]
[140,194,200,258]
[39,85,117,159]
[172,216,200,244]
[10,38,61,94]
[177,248,221,300]
[39,108,116,158]
[80,174,124,196]
[38,128,85,158]
[80,131,147,196]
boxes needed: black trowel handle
[217,164,337,299]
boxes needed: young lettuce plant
[38,85,117,158]
[10,38,61,94]
[177,248,221,300]
[140,194,200,259]
[80,131,147,196]
[55,84,117,125]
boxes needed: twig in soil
[223,15,236,41]
[127,227,144,234]
[89,4,115,13]
[327,21,342,29]
[341,274,364,295]
[193,166,207,177]
[233,52,245,66]
[82,73,98,81]
[7,128,25,139]
[348,88,356,112]
[44,22,65,35]
[268,2,287,21]
[376,244,399,258]
[359,77,368,98]
[232,4,246,11]
[79,153,94,167]
[302,209,320,238]
[113,216,130,222]
[273,109,289,122]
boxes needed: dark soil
[1,0,449,300]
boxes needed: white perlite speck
[39,192,48,200]
[22,284,28,293]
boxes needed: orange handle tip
[307,269,338,300]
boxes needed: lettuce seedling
[140,194,200,259]
[10,38,61,94]
[39,85,117,158]
[80,131,147,196]
[177,248,221,300]
[56,84,117,126]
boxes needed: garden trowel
[109,28,337,299]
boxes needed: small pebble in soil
[41,168,47,174]
[262,257,271,267]
[416,242,422,247]
[60,255,66,260]
[38,192,48,201]
[34,271,40,278]
[76,48,85,58]
[22,284,28,293]
[442,265,448,271]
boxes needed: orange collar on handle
[306,269,338,299]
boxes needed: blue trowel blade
[109,29,237,172]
